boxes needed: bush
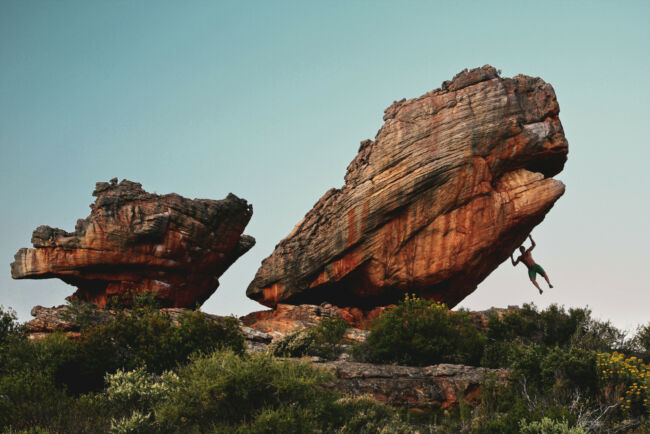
[485,304,627,354]
[271,317,348,360]
[471,374,580,434]
[151,349,407,433]
[632,323,650,362]
[332,395,411,433]
[502,344,598,397]
[519,417,586,434]
[0,306,24,344]
[597,352,650,417]
[154,349,338,430]
[59,300,109,331]
[63,310,245,392]
[355,295,486,366]
[105,367,179,412]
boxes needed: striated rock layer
[248,65,568,309]
[12,179,255,308]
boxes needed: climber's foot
[539,289,543,295]
[549,284,554,289]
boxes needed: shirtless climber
[511,235,553,294]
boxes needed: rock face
[11,179,255,308]
[319,360,508,409]
[247,65,568,309]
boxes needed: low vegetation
[0,297,648,433]
[353,294,485,366]
[270,317,348,359]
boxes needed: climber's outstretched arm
[527,235,536,252]
[510,253,520,266]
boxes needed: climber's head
[519,246,526,253]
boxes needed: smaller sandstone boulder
[11,179,255,308]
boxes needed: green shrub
[132,290,162,310]
[486,304,626,354]
[0,306,24,344]
[471,374,580,434]
[519,417,586,433]
[151,349,409,433]
[0,332,112,432]
[105,367,179,411]
[0,367,70,429]
[486,304,585,347]
[632,323,650,362]
[109,410,156,434]
[355,295,486,366]
[153,349,339,431]
[332,395,411,433]
[59,300,108,331]
[504,344,598,397]
[63,310,244,392]
[271,317,348,360]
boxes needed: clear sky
[1,1,648,331]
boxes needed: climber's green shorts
[528,264,546,279]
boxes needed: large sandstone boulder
[11,179,255,308]
[248,65,568,309]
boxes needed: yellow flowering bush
[597,352,650,415]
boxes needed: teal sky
[1,1,648,331]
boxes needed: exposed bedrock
[247,65,568,309]
[319,360,509,410]
[11,179,255,308]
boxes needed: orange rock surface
[240,303,388,340]
[247,65,568,309]
[11,179,255,308]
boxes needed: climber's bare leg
[542,272,553,288]
[530,278,543,294]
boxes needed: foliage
[0,305,24,344]
[131,289,162,310]
[519,417,587,433]
[63,309,244,392]
[333,395,411,433]
[1,301,649,432]
[355,294,486,366]
[153,349,337,430]
[597,351,649,416]
[509,345,599,396]
[109,410,156,434]
[0,332,112,432]
[105,367,179,411]
[59,300,108,330]
[271,317,348,360]
[485,304,576,345]
[0,309,245,431]
[632,323,650,362]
